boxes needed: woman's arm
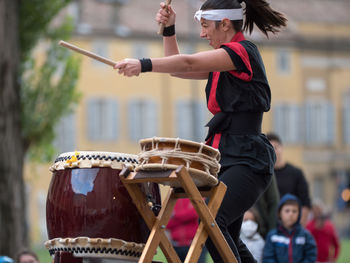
[161,35,209,79]
[156,3,209,79]
[114,48,235,77]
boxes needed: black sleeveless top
[205,32,275,175]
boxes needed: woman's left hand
[114,59,141,77]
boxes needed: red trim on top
[212,133,222,149]
[221,32,252,82]
[208,72,221,115]
[225,42,253,82]
[231,31,246,42]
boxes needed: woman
[114,0,286,262]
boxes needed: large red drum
[45,151,160,262]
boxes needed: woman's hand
[156,2,176,27]
[114,59,141,77]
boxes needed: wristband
[163,25,175,37]
[139,58,152,72]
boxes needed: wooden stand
[120,166,238,263]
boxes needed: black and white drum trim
[50,151,138,171]
[45,237,144,261]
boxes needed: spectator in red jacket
[166,198,207,262]
[306,199,340,263]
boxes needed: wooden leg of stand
[139,189,178,263]
[184,182,227,263]
[120,179,181,263]
[175,166,238,263]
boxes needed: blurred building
[25,0,350,246]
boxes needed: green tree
[0,0,80,258]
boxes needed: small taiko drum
[136,137,221,187]
[45,151,160,262]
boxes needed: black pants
[174,245,207,263]
[205,165,272,263]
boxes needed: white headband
[194,9,243,22]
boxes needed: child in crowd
[306,199,340,263]
[16,249,40,263]
[240,208,265,263]
[263,194,317,263]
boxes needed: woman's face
[200,18,226,49]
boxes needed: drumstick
[58,40,117,67]
[158,0,172,35]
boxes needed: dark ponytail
[244,0,287,36]
[201,0,287,37]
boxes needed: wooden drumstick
[158,0,172,35]
[58,40,117,67]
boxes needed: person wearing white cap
[114,0,287,262]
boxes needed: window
[343,92,350,145]
[175,100,208,142]
[276,49,291,74]
[132,43,148,59]
[305,100,334,145]
[273,103,301,144]
[87,98,119,141]
[54,113,77,153]
[306,78,326,92]
[313,176,325,201]
[128,99,158,141]
[91,41,109,67]
[66,1,80,26]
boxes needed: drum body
[45,151,160,261]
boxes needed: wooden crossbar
[120,166,237,263]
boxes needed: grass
[35,239,350,263]
[35,248,52,263]
[338,239,350,263]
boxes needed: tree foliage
[20,1,81,161]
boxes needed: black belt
[205,111,262,141]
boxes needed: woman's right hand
[156,2,176,27]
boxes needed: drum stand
[120,166,238,263]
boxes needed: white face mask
[241,220,258,238]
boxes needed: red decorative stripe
[224,42,253,82]
[208,72,221,115]
[212,133,222,149]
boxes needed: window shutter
[326,102,335,145]
[344,104,350,145]
[104,99,118,140]
[54,113,76,153]
[87,99,99,140]
[194,101,207,141]
[144,100,158,138]
[128,99,141,141]
[176,100,192,140]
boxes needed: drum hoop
[50,151,138,171]
[135,164,219,187]
[45,237,144,260]
[137,137,221,178]
[139,137,220,160]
